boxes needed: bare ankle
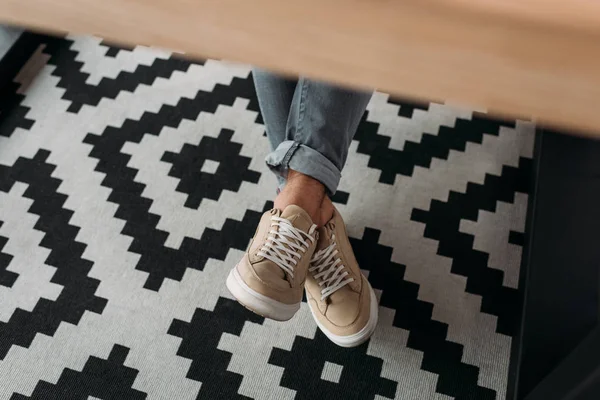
[274,171,325,223]
[319,195,335,227]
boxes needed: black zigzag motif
[269,330,397,400]
[83,75,262,291]
[508,230,525,246]
[0,32,43,137]
[100,39,136,58]
[11,344,147,399]
[162,129,261,209]
[386,95,431,118]
[0,94,34,138]
[354,111,516,184]
[168,297,264,399]
[0,150,107,360]
[0,226,17,288]
[412,158,532,336]
[42,36,207,113]
[330,190,350,205]
[351,229,496,400]
[0,79,35,138]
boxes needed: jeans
[252,69,372,195]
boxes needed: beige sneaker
[305,208,378,347]
[226,205,318,321]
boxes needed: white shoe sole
[308,283,379,348]
[226,266,300,321]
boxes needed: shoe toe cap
[323,278,373,336]
[325,290,361,327]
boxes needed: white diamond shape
[320,361,343,383]
[200,159,220,174]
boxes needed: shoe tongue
[280,205,314,233]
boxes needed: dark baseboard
[508,129,600,400]
[525,326,600,400]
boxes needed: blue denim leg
[252,69,296,153]
[253,70,372,195]
[252,69,296,192]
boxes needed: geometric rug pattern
[0,33,534,399]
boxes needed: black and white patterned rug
[0,33,534,400]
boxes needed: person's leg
[227,73,373,329]
[252,69,297,190]
[253,71,371,225]
[267,78,372,225]
[257,78,378,346]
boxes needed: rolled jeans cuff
[266,140,341,195]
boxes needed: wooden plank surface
[1,0,600,135]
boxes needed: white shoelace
[257,217,317,278]
[309,233,355,300]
